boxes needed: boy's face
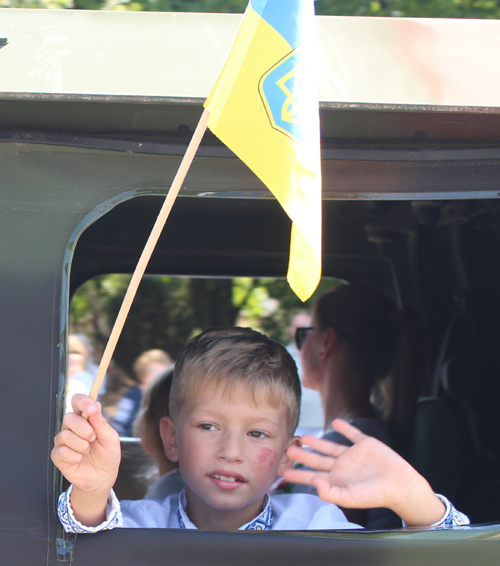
[161,381,296,530]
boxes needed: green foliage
[232,277,268,328]
[7,0,500,18]
[71,276,275,375]
[98,0,500,18]
[1,0,71,7]
[257,277,342,343]
[71,275,195,375]
[314,0,500,18]
[102,0,247,12]
[106,276,196,372]
[70,274,342,376]
[189,278,239,329]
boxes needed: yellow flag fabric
[204,0,321,301]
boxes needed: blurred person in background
[112,349,172,437]
[298,284,428,452]
[66,334,105,413]
[286,312,324,435]
[133,367,185,498]
[294,283,429,527]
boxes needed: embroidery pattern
[433,494,469,527]
[57,486,468,533]
[244,498,274,530]
[177,494,274,531]
[58,488,120,533]
[177,506,186,529]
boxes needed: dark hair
[133,367,174,450]
[170,327,301,436]
[314,283,429,455]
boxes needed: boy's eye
[248,430,267,439]
[199,423,216,431]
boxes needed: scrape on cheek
[257,447,277,467]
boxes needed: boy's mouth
[210,473,245,483]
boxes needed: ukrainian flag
[205,0,321,301]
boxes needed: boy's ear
[159,416,179,462]
[277,436,301,477]
[319,327,338,358]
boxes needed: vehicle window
[61,195,500,531]
[68,272,338,500]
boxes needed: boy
[53,327,468,532]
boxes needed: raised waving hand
[284,419,446,527]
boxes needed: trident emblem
[259,46,309,146]
[276,69,299,124]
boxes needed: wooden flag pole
[86,109,209,405]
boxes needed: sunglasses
[295,327,317,350]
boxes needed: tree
[8,0,500,18]
[98,0,500,19]
[315,0,500,18]
[70,273,342,379]
[72,275,194,374]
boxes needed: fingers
[53,409,97,469]
[300,434,348,458]
[60,399,118,457]
[61,411,97,441]
[54,427,94,454]
[52,436,89,467]
[286,444,337,472]
[283,468,351,508]
[70,394,98,418]
[89,403,120,447]
[283,467,327,486]
[87,402,110,434]
[312,478,346,506]
[51,444,85,467]
[331,419,367,444]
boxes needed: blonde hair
[170,327,301,437]
[133,349,172,383]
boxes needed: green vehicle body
[1,8,500,565]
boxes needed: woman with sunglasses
[294,283,429,526]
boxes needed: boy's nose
[217,431,244,462]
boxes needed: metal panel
[1,9,500,110]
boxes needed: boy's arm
[51,394,121,527]
[284,419,468,528]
